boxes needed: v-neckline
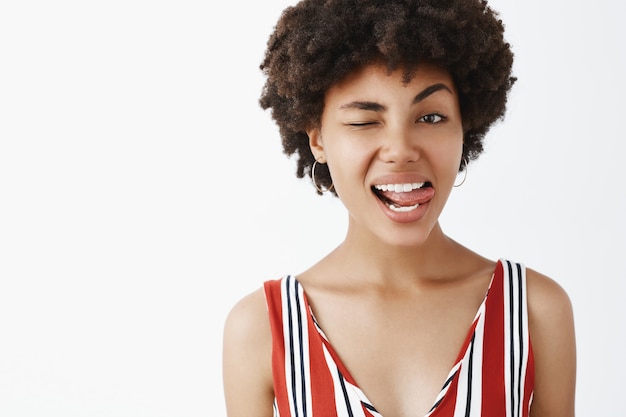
[292,261,500,417]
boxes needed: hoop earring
[311,159,334,193]
[454,160,469,188]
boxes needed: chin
[375,225,436,249]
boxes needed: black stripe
[516,263,524,417]
[430,398,443,412]
[441,370,458,390]
[507,261,515,417]
[338,370,355,417]
[362,402,378,412]
[429,369,459,412]
[286,277,299,417]
[294,279,308,417]
[464,333,476,417]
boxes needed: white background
[1,0,624,415]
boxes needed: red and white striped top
[264,259,534,417]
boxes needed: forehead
[325,62,457,105]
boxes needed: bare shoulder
[224,287,271,348]
[223,287,274,417]
[525,268,576,417]
[526,268,573,318]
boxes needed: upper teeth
[374,182,425,193]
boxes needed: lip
[370,173,435,224]
[371,173,431,187]
[373,193,431,223]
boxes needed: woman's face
[309,63,464,247]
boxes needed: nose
[378,126,420,165]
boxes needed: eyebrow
[338,83,453,112]
[413,83,453,104]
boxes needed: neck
[330,222,464,287]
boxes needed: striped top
[263,259,535,417]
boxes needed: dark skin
[223,64,576,417]
[223,252,575,417]
[259,0,516,193]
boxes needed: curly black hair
[260,0,515,195]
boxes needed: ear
[307,128,326,162]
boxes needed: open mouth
[372,182,434,213]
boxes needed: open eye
[418,113,446,124]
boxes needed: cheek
[324,140,375,197]
[430,134,464,174]
[326,147,368,183]
[433,129,463,154]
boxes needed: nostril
[379,140,420,164]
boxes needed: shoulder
[223,286,274,417]
[525,267,576,417]
[224,286,271,348]
[525,267,575,347]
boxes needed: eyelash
[347,113,447,127]
[418,113,446,124]
[348,122,378,127]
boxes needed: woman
[223,0,576,416]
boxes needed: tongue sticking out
[375,185,435,208]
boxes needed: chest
[267,262,534,417]
[309,292,483,416]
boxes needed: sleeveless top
[263,259,535,417]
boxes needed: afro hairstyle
[259,0,515,195]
